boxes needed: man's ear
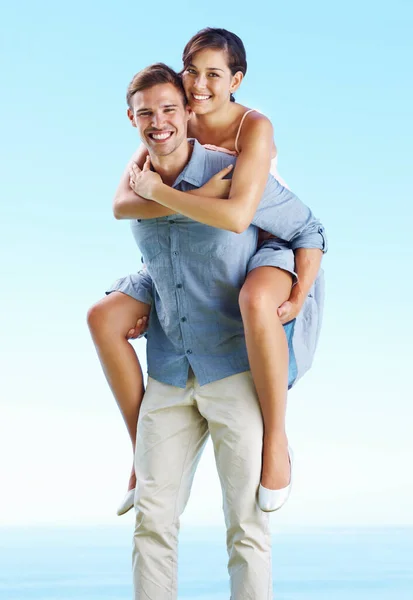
[229,71,244,96]
[127,108,137,128]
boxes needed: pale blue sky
[1,1,412,526]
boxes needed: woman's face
[182,48,241,115]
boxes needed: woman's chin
[189,103,212,115]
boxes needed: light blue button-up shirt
[124,140,327,388]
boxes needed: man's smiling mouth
[148,131,174,141]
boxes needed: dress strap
[234,109,258,154]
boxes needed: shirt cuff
[106,267,153,305]
[290,226,328,253]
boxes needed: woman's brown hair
[182,28,247,102]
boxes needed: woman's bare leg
[87,292,150,491]
[239,267,292,490]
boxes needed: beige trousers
[132,370,273,599]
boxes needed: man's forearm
[292,248,323,301]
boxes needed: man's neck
[150,140,193,187]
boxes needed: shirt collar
[172,139,206,189]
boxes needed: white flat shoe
[116,488,135,516]
[258,447,294,513]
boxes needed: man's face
[128,83,191,157]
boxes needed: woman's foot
[260,436,291,490]
[258,445,293,512]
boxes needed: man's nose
[151,112,166,129]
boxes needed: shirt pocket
[130,219,162,262]
[186,221,238,257]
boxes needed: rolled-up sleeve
[106,267,154,306]
[290,223,328,253]
[252,178,328,253]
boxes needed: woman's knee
[239,279,279,320]
[239,268,292,319]
[239,284,266,318]
[86,296,116,336]
[87,293,150,339]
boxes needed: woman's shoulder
[235,107,274,152]
[238,106,273,132]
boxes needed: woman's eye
[208,73,219,77]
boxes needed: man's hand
[194,164,233,199]
[129,156,162,200]
[277,284,305,325]
[127,315,149,340]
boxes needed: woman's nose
[195,74,207,89]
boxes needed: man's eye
[139,112,150,117]
[165,109,175,113]
[208,73,219,77]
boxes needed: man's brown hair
[126,63,187,109]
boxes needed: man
[109,63,327,599]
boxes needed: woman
[87,28,325,515]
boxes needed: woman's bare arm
[113,144,233,220]
[138,113,274,233]
[113,146,176,219]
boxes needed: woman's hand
[129,157,162,200]
[194,164,233,198]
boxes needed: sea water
[1,526,412,599]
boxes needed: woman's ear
[185,104,193,120]
[229,71,244,95]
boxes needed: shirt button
[173,251,179,256]
[186,349,192,354]
[141,257,144,263]
[176,283,182,289]
[181,317,187,322]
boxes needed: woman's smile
[191,92,213,103]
